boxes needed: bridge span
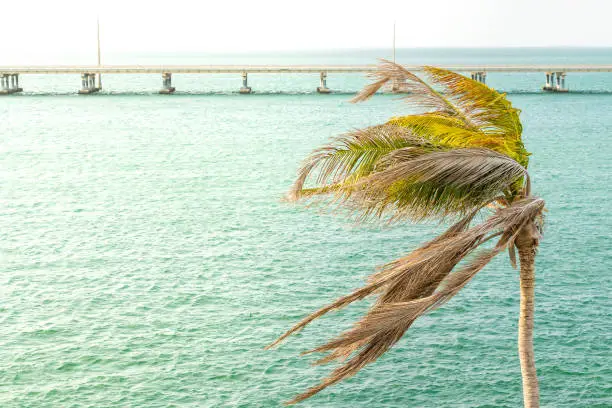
[2,64,612,94]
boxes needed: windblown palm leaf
[290,124,437,200]
[351,60,529,166]
[353,148,529,221]
[269,62,545,408]
[386,113,525,163]
[351,60,468,122]
[424,67,523,139]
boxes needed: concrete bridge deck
[2,65,611,94]
[2,65,612,74]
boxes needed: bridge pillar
[560,73,566,91]
[544,72,557,92]
[317,72,331,94]
[240,72,252,94]
[79,73,100,94]
[471,72,486,84]
[159,73,176,94]
[544,72,551,90]
[543,72,568,93]
[550,72,555,90]
[0,73,23,95]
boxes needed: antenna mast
[97,17,102,88]
[393,21,396,63]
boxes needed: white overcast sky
[1,0,610,59]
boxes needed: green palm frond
[423,66,530,166]
[386,113,525,163]
[350,61,530,168]
[289,124,440,200]
[386,112,474,132]
[291,123,529,223]
[424,66,523,136]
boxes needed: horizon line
[8,45,612,55]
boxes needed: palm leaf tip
[350,76,390,103]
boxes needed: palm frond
[265,210,478,351]
[351,60,475,129]
[293,63,532,209]
[349,148,529,222]
[350,76,391,103]
[282,197,544,404]
[283,243,500,405]
[423,66,529,166]
[351,62,530,167]
[387,113,521,160]
[387,112,474,132]
[289,124,438,201]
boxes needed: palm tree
[266,61,544,407]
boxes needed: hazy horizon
[2,0,611,61]
[4,47,612,67]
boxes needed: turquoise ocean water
[1,48,611,407]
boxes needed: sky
[1,0,610,62]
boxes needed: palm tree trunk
[516,222,540,408]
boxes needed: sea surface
[1,48,611,407]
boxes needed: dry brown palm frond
[307,245,503,353]
[350,76,391,103]
[265,210,479,351]
[286,245,505,405]
[264,281,387,351]
[305,226,507,361]
[269,197,543,353]
[308,229,499,363]
[267,197,544,354]
[278,197,544,404]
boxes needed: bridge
[2,64,612,94]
